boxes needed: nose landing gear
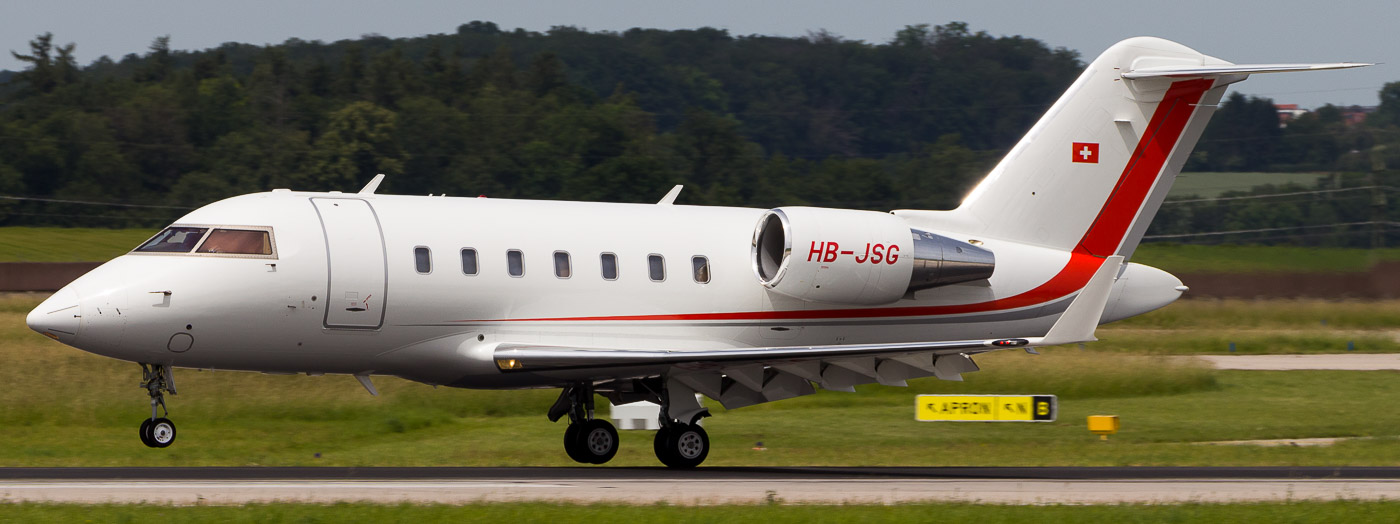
[138,363,177,448]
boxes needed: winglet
[657,185,683,205]
[359,174,386,195]
[1030,255,1123,347]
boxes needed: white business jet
[27,38,1366,467]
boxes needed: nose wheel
[139,417,177,448]
[138,363,177,448]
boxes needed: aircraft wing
[493,257,1123,414]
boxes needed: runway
[2,467,1398,505]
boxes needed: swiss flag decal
[1072,142,1099,163]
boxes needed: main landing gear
[653,423,709,469]
[138,363,177,448]
[549,379,711,468]
[651,380,709,469]
[552,383,619,464]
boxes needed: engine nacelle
[752,207,995,305]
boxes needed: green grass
[1093,298,1400,354]
[5,501,1400,522]
[6,292,1400,467]
[0,227,155,262]
[1170,171,1332,198]
[1108,299,1400,330]
[1131,244,1400,274]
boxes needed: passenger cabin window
[136,227,209,253]
[507,250,525,277]
[554,251,571,279]
[600,253,618,280]
[692,256,711,284]
[648,254,665,282]
[460,248,479,275]
[414,247,432,274]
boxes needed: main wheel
[144,417,176,448]
[653,426,672,462]
[657,424,708,468]
[563,423,589,463]
[573,419,619,464]
[138,419,155,447]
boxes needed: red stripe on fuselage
[465,80,1212,324]
[474,251,1103,323]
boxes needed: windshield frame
[130,224,278,259]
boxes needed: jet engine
[751,207,995,305]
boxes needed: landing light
[496,359,523,370]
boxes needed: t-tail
[895,37,1368,262]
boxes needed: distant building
[1275,103,1376,128]
[1340,105,1376,126]
[1276,104,1308,127]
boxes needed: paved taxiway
[2,467,1398,505]
[1199,354,1400,370]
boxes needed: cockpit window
[135,227,209,253]
[133,225,276,258]
[196,229,273,255]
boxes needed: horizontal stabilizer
[1122,62,1371,79]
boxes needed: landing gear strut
[138,363,177,448]
[552,383,618,464]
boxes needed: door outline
[311,197,389,330]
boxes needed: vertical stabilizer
[895,37,1236,261]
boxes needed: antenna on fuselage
[657,185,683,205]
[358,174,386,195]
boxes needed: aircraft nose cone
[27,286,82,343]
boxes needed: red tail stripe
[1076,78,1214,256]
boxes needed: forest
[1,22,1398,246]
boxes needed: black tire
[563,423,589,463]
[659,424,709,469]
[574,419,619,464]
[147,418,176,448]
[139,419,155,448]
[653,426,673,464]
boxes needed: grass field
[1129,244,1400,274]
[1169,171,1333,198]
[0,227,155,262]
[3,293,1400,468]
[4,501,1400,523]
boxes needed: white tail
[895,37,1367,261]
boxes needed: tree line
[1,22,1398,246]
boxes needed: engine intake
[752,207,994,305]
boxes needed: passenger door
[311,198,387,329]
